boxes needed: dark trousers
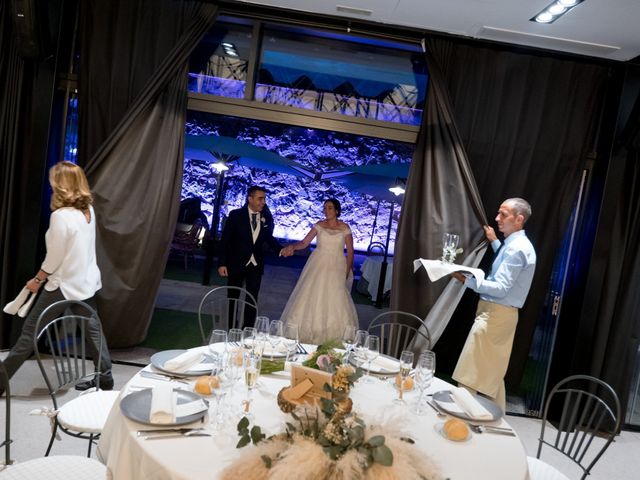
[3,288,112,380]
[227,264,262,329]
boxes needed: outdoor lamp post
[202,160,229,285]
[375,177,406,308]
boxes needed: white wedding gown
[281,223,358,344]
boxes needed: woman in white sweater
[3,161,113,391]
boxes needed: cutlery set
[137,428,212,439]
[426,399,515,436]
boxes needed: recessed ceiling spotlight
[531,0,584,24]
[221,42,234,48]
[535,12,554,23]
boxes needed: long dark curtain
[390,39,488,347]
[568,78,640,421]
[401,37,609,385]
[78,0,218,346]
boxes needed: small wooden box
[290,364,333,400]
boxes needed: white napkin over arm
[163,350,204,372]
[3,287,36,317]
[451,387,493,420]
[149,385,176,424]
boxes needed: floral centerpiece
[220,341,443,480]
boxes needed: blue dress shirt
[464,230,536,308]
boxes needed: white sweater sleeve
[41,212,69,274]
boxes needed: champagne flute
[208,329,228,374]
[267,319,283,361]
[242,351,261,419]
[282,324,299,363]
[363,335,380,383]
[342,326,356,364]
[411,350,436,415]
[393,350,414,405]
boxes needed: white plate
[432,390,502,422]
[120,388,207,426]
[350,354,400,375]
[150,349,212,377]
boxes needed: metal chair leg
[44,422,58,456]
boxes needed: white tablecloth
[360,256,393,302]
[97,346,529,480]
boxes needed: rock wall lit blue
[182,111,414,253]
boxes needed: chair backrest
[366,241,386,256]
[368,310,431,359]
[0,359,13,467]
[537,375,621,479]
[172,219,205,251]
[33,300,104,408]
[197,286,258,343]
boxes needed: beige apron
[452,300,518,398]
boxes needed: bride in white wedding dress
[280,199,359,344]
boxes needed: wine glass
[393,350,414,405]
[208,329,228,374]
[353,330,369,366]
[282,324,299,363]
[442,233,460,263]
[411,350,436,415]
[342,326,356,364]
[254,316,270,340]
[228,328,243,345]
[267,320,283,361]
[209,354,230,432]
[241,327,256,351]
[363,335,380,383]
[242,351,261,419]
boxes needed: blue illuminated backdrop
[183,111,414,253]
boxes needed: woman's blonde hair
[49,161,93,211]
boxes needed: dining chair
[367,310,431,359]
[0,360,109,479]
[170,218,206,270]
[527,375,621,480]
[33,300,119,457]
[197,286,258,343]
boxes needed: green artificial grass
[140,308,203,350]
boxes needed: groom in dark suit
[217,186,285,328]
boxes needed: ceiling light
[535,12,554,23]
[531,0,584,24]
[388,177,406,196]
[211,162,229,173]
[221,42,234,48]
[548,4,567,15]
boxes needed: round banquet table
[97,346,529,480]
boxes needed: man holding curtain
[217,186,286,328]
[451,197,536,412]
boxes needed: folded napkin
[451,387,493,420]
[371,356,400,372]
[3,287,37,318]
[149,385,175,424]
[163,350,204,373]
[413,259,484,284]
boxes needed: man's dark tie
[251,213,257,231]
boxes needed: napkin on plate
[163,350,204,372]
[370,356,400,372]
[149,385,176,424]
[451,387,493,420]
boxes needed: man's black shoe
[75,372,114,391]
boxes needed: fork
[138,429,213,439]
[469,424,516,436]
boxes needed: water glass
[254,316,270,340]
[241,327,256,351]
[411,350,436,415]
[208,329,228,373]
[342,326,356,364]
[228,328,242,345]
[363,335,380,383]
[267,320,283,360]
[282,324,299,362]
[354,330,369,365]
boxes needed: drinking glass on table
[209,353,230,432]
[267,319,283,360]
[242,351,261,419]
[228,328,243,345]
[411,350,436,415]
[353,330,369,365]
[362,335,380,383]
[208,329,228,374]
[393,350,414,405]
[255,316,270,340]
[342,326,356,364]
[242,327,257,351]
[282,324,299,363]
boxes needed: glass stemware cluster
[441,233,460,263]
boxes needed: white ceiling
[232,0,640,62]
